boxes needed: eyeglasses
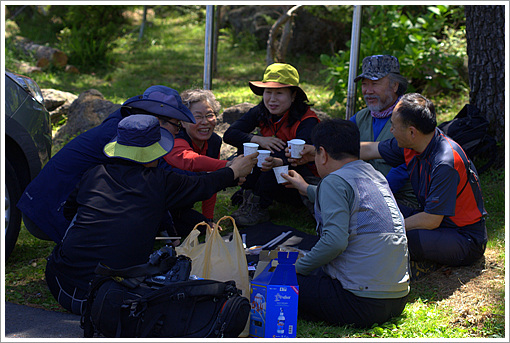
[163,119,183,132]
[194,113,216,122]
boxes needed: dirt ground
[412,247,505,333]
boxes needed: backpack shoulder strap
[139,279,237,305]
[95,255,177,279]
[93,255,178,289]
[81,276,111,337]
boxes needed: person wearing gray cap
[351,54,419,210]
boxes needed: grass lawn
[4,170,506,338]
[4,6,506,339]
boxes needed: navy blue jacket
[17,108,195,242]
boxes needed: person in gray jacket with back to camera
[282,118,409,328]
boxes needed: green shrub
[55,5,129,70]
[153,4,205,21]
[302,5,353,23]
[321,5,468,109]
[6,5,63,45]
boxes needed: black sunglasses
[122,106,183,132]
[163,119,183,132]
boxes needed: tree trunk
[276,19,293,62]
[265,5,301,66]
[465,5,505,144]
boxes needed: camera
[161,255,192,283]
[146,247,192,286]
[148,245,176,266]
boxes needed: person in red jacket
[223,63,320,226]
[164,89,233,234]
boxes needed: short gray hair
[387,72,408,96]
[181,89,221,115]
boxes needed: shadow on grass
[408,255,486,303]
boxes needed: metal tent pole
[346,5,363,119]
[203,5,215,90]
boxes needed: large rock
[53,89,120,145]
[219,102,256,124]
[223,6,280,50]
[218,133,237,161]
[312,108,331,122]
[222,5,350,56]
[291,8,349,56]
[42,88,78,124]
[15,61,42,75]
[216,102,258,160]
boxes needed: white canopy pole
[346,5,363,119]
[203,5,214,90]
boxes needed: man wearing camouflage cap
[350,54,419,210]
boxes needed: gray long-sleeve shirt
[295,161,409,299]
[296,174,352,275]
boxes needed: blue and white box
[250,251,299,338]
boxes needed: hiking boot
[233,194,270,227]
[231,188,247,207]
[410,260,439,282]
[231,190,252,218]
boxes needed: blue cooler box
[250,251,299,338]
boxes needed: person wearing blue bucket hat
[44,114,258,315]
[103,114,175,164]
[122,85,196,124]
[17,86,199,245]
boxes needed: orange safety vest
[259,108,319,141]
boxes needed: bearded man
[350,54,419,210]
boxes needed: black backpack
[81,246,250,338]
[438,104,497,174]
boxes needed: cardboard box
[252,249,279,280]
[249,251,299,338]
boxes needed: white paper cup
[273,165,289,184]
[243,142,259,156]
[288,139,306,158]
[257,150,271,167]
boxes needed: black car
[5,71,52,260]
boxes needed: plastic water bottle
[276,308,285,334]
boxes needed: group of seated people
[16,55,488,328]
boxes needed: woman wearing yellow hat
[224,63,320,226]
